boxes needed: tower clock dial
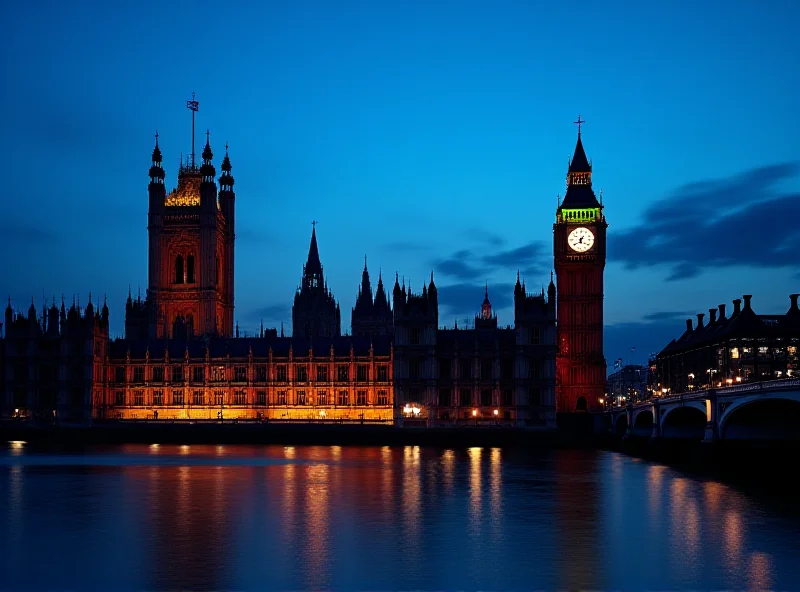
[567,227,595,252]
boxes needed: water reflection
[0,443,798,590]
[489,448,502,544]
[749,551,773,591]
[553,450,601,591]
[669,477,701,583]
[402,445,422,568]
[305,461,330,590]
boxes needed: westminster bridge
[606,378,800,442]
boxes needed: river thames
[0,442,797,591]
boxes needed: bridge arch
[661,403,706,440]
[631,408,654,437]
[719,391,800,440]
[614,413,628,437]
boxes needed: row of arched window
[174,255,196,284]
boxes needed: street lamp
[688,373,695,390]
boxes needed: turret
[547,271,556,312]
[200,131,217,212]
[47,298,59,336]
[85,292,94,320]
[219,143,235,222]
[4,297,11,332]
[480,283,492,320]
[428,271,437,308]
[101,294,109,328]
[374,271,389,314]
[60,296,66,333]
[148,132,166,214]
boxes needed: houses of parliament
[1,105,608,427]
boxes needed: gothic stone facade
[391,276,557,427]
[127,133,235,340]
[1,111,567,426]
[1,299,109,422]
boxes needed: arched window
[175,255,184,284]
[186,255,195,283]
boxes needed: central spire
[304,222,323,286]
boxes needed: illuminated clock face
[567,227,595,252]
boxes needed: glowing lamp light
[319,410,327,418]
[403,404,412,415]
[472,409,478,417]
[726,378,733,385]
[598,398,604,404]
[412,406,421,416]
[736,376,742,382]
[493,409,499,416]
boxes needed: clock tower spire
[553,118,608,414]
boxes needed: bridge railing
[633,378,800,406]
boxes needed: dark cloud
[465,227,506,247]
[437,282,514,319]
[434,241,549,283]
[436,249,484,281]
[482,242,545,267]
[641,310,694,322]
[611,162,800,280]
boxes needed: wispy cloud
[611,162,800,280]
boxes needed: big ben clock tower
[553,117,607,413]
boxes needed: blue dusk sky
[2,0,799,365]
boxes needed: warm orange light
[493,409,499,416]
[472,409,478,417]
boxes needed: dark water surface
[1,442,797,591]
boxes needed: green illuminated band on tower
[560,208,600,223]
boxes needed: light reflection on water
[0,443,798,591]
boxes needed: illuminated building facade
[553,120,608,413]
[653,294,800,395]
[99,334,393,421]
[127,126,235,340]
